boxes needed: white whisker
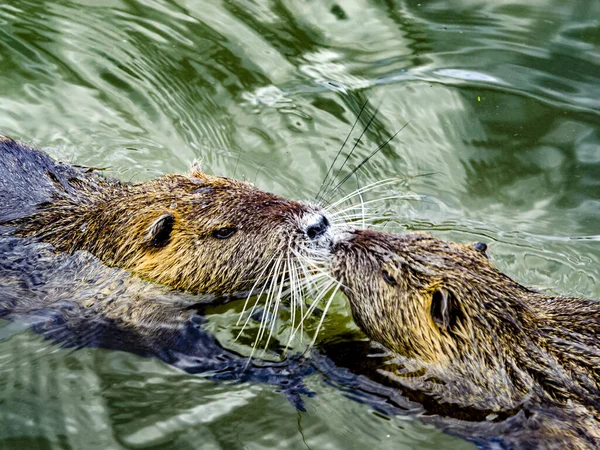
[296,255,337,282]
[323,178,404,211]
[291,259,305,334]
[241,254,282,345]
[289,278,335,342]
[236,230,343,361]
[287,255,297,340]
[328,194,420,218]
[330,215,395,225]
[357,179,366,229]
[236,252,279,326]
[248,257,281,360]
[264,259,287,351]
[291,248,339,287]
[310,281,342,347]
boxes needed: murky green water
[1,0,599,448]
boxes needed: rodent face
[330,229,498,362]
[16,164,335,297]
[124,171,334,295]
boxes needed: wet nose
[305,214,330,240]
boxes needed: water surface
[1,0,599,448]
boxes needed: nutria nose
[305,214,330,240]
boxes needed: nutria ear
[430,288,461,332]
[473,242,488,257]
[143,213,174,247]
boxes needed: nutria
[0,135,333,297]
[329,229,600,449]
[0,135,336,408]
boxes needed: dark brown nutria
[0,136,333,297]
[329,229,600,449]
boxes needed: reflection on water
[0,0,599,449]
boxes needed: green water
[1,0,599,448]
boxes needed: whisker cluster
[236,99,436,356]
[235,234,340,357]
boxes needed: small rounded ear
[430,288,461,332]
[473,242,488,257]
[143,213,174,247]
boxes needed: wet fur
[330,230,600,449]
[1,136,327,297]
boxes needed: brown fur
[5,138,331,297]
[330,229,600,448]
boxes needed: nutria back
[330,229,600,448]
[0,136,106,221]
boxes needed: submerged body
[0,232,314,407]
[330,230,600,449]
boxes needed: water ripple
[1,0,599,449]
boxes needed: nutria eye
[382,269,397,286]
[213,227,237,239]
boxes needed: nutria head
[329,229,600,411]
[329,229,530,362]
[12,159,334,296]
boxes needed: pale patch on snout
[299,209,334,254]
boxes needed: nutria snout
[302,213,333,248]
[329,228,600,446]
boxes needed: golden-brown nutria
[0,136,333,297]
[329,229,600,449]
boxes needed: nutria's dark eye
[213,227,237,239]
[382,269,397,286]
